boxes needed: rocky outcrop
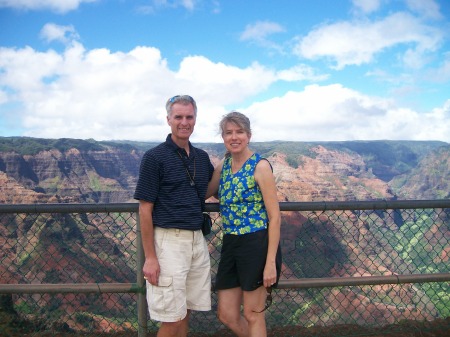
[270,146,393,202]
[0,146,141,203]
[390,146,450,199]
[1,138,449,332]
[1,138,449,204]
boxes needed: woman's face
[222,121,251,154]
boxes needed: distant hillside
[390,145,450,199]
[0,136,448,203]
[1,137,449,333]
[247,140,446,181]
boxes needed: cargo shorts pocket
[148,276,176,313]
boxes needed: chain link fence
[0,200,449,336]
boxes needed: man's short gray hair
[165,95,197,116]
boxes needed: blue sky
[0,0,449,143]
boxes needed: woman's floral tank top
[219,153,268,235]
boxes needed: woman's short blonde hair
[219,111,251,136]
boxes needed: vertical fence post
[136,213,148,337]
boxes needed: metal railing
[1,200,449,336]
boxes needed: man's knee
[159,318,188,335]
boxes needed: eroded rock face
[0,172,50,204]
[0,147,141,204]
[1,140,449,204]
[270,146,393,202]
[391,146,450,199]
[1,140,449,331]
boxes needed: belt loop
[175,229,180,236]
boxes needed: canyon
[0,137,449,333]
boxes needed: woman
[207,111,282,337]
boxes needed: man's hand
[143,256,160,285]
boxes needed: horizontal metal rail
[0,283,143,294]
[1,199,449,213]
[2,273,449,294]
[276,273,450,289]
[1,200,449,336]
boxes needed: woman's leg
[242,286,267,337]
[217,287,249,337]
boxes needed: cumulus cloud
[177,56,279,106]
[40,23,79,45]
[242,85,450,142]
[1,40,449,143]
[293,12,443,70]
[0,42,279,142]
[0,0,98,13]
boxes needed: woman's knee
[218,306,238,326]
[243,309,263,325]
[217,307,229,324]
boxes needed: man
[134,95,214,337]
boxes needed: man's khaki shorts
[146,227,211,322]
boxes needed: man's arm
[139,200,160,285]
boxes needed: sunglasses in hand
[252,286,273,313]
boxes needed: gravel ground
[1,312,449,337]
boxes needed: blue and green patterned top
[219,153,268,235]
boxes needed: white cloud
[137,0,199,13]
[180,0,196,11]
[0,43,278,142]
[1,41,449,143]
[242,84,450,142]
[239,21,286,53]
[40,23,79,45]
[426,55,450,83]
[176,56,276,104]
[352,0,381,14]
[0,0,98,13]
[405,0,443,20]
[240,21,285,43]
[276,65,329,82]
[0,90,7,104]
[421,100,450,141]
[294,12,442,69]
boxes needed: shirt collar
[165,134,195,157]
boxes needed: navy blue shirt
[134,134,214,230]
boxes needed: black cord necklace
[177,151,196,186]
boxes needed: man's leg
[150,228,192,335]
[157,311,191,337]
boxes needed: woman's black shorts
[214,229,282,292]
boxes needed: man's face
[167,102,196,142]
